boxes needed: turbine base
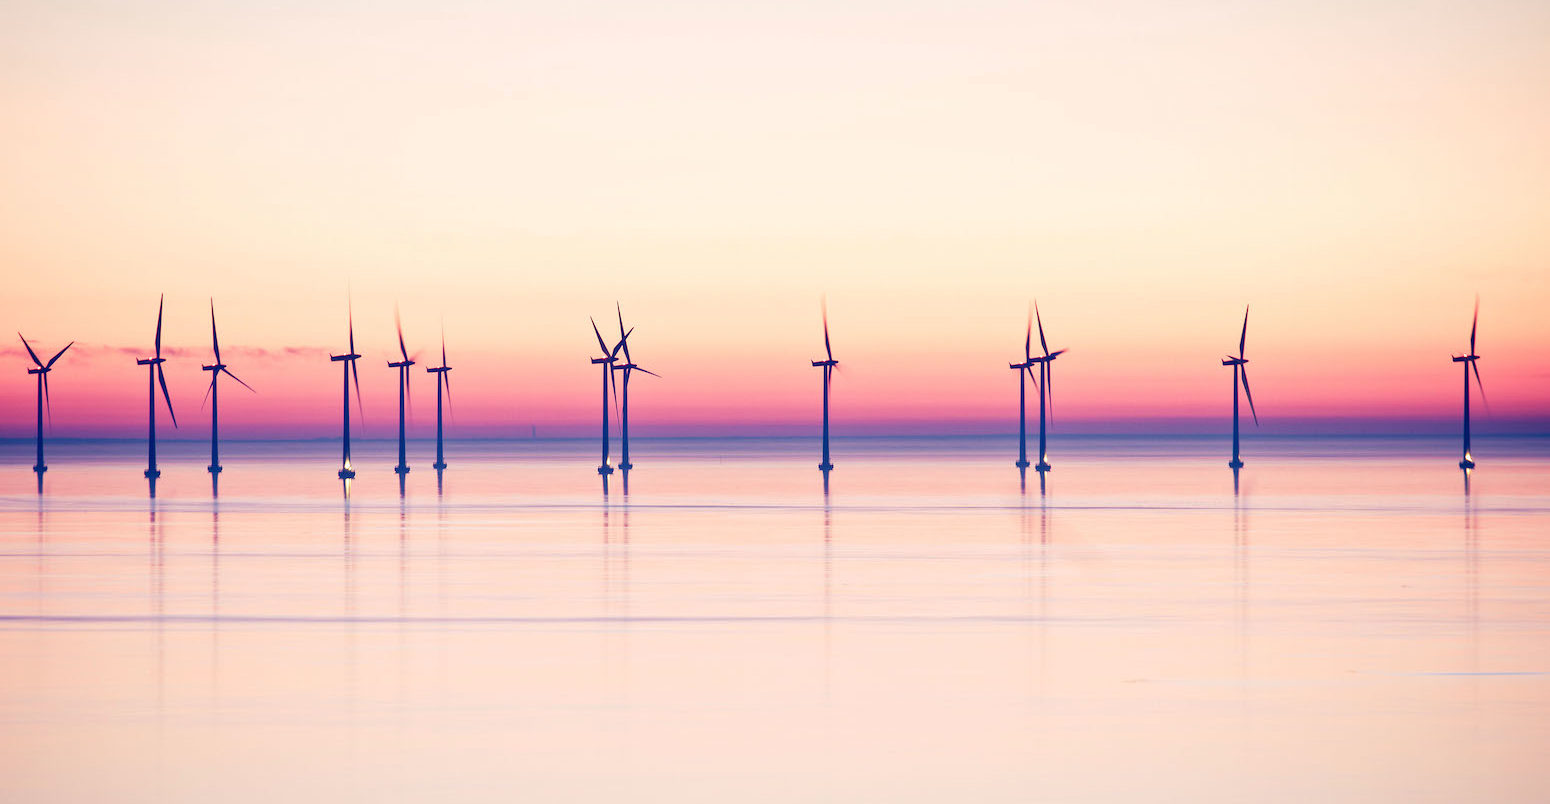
[208,465,222,474]
[1035,462,1051,472]
[818,463,833,471]
[598,466,614,475]
[1015,460,1030,468]
[144,468,161,479]
[32,465,46,474]
[619,462,633,470]
[395,465,411,475]
[338,468,356,479]
[1459,459,1476,470]
[433,462,447,470]
[1228,459,1244,469]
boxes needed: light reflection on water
[0,437,1548,802]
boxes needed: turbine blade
[1472,360,1487,408]
[348,301,356,356]
[617,303,632,363]
[441,324,447,368]
[351,358,363,422]
[158,365,177,428]
[154,294,164,358]
[635,367,661,378]
[202,374,215,409]
[18,334,43,367]
[1470,296,1479,354]
[612,327,633,358]
[210,299,221,364]
[442,370,453,419]
[1240,366,1258,426]
[223,366,255,393]
[1024,306,1032,362]
[42,372,52,430]
[823,300,833,362]
[590,317,609,356]
[405,366,413,420]
[610,365,620,430]
[1035,301,1049,357]
[1239,305,1249,359]
[396,305,408,362]
[1046,364,1054,423]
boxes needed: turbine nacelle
[1452,354,1479,363]
[136,357,165,366]
[1222,357,1247,366]
[202,363,225,372]
[330,353,361,362]
[388,360,415,368]
[811,359,838,367]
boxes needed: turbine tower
[612,305,658,472]
[1221,305,1258,469]
[1032,303,1066,473]
[425,327,452,471]
[1452,298,1485,470]
[18,334,73,476]
[201,300,254,474]
[1010,309,1036,469]
[810,302,838,472]
[330,303,363,479]
[388,307,415,476]
[136,295,177,479]
[590,317,623,475]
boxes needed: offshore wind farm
[3,0,1549,802]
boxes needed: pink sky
[1,0,1547,438]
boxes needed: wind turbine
[1031,303,1066,473]
[201,300,254,474]
[1222,305,1258,469]
[425,326,452,471]
[611,305,658,472]
[388,307,415,476]
[811,302,838,472]
[330,302,364,479]
[136,295,177,479]
[18,334,72,476]
[1010,308,1036,469]
[590,317,623,475]
[1453,298,1485,470]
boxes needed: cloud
[1,343,328,361]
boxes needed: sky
[1,0,1547,439]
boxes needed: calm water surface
[1,436,1547,801]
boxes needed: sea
[1,434,1547,802]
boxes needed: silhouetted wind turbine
[18,334,72,477]
[1031,303,1065,473]
[137,295,177,479]
[1453,298,1485,470]
[1010,308,1036,469]
[425,326,452,471]
[330,303,364,479]
[1222,305,1258,469]
[612,305,658,472]
[388,307,415,476]
[201,300,254,475]
[590,317,623,475]
[811,302,838,472]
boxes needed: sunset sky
[2,0,1547,438]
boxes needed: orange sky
[1,0,1547,438]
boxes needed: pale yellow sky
[1,0,1547,434]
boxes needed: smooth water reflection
[0,439,1548,801]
